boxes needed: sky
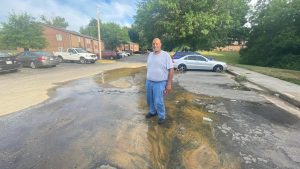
[0,0,138,31]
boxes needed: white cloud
[91,0,136,26]
[0,0,137,31]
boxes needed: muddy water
[94,68,240,169]
[146,88,240,169]
[0,67,239,169]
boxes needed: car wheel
[30,61,37,69]
[80,57,86,64]
[91,61,96,64]
[58,56,64,63]
[213,65,223,72]
[178,64,187,72]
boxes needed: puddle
[94,67,145,89]
[242,101,299,126]
[93,67,241,168]
[0,67,240,169]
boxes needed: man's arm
[164,68,174,94]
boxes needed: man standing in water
[145,38,174,124]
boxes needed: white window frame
[56,34,63,41]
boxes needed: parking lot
[0,60,145,116]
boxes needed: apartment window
[58,47,63,52]
[56,34,63,41]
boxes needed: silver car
[173,55,227,72]
[18,51,60,69]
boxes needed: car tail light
[37,56,46,61]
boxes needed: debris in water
[96,164,117,169]
[208,110,215,113]
[203,117,213,122]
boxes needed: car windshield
[32,51,51,56]
[75,48,87,53]
[173,52,201,59]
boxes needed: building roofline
[41,23,99,41]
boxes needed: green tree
[240,0,300,70]
[80,19,130,50]
[227,0,250,45]
[128,25,140,43]
[79,18,98,38]
[134,0,249,50]
[0,13,47,51]
[101,23,130,50]
[40,15,69,29]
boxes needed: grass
[237,64,300,85]
[200,51,240,65]
[198,50,300,85]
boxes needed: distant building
[215,41,246,52]
[117,42,139,52]
[17,24,141,54]
[42,24,104,53]
[18,24,105,54]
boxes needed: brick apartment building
[41,24,104,54]
[17,24,139,54]
[215,41,246,51]
[117,42,139,52]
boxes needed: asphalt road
[0,55,299,169]
[0,60,145,116]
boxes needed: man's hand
[164,68,174,95]
[164,83,172,95]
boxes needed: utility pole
[97,6,102,60]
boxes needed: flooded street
[0,66,300,169]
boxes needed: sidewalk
[227,65,300,108]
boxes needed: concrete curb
[96,60,116,64]
[226,69,300,109]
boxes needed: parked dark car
[0,52,21,72]
[133,50,147,54]
[101,50,118,60]
[17,51,60,69]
